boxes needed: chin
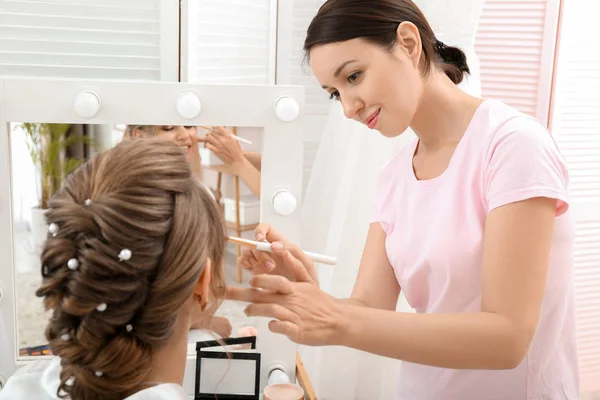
[378,126,408,138]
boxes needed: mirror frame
[0,77,305,394]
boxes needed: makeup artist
[202,126,262,198]
[226,1,578,399]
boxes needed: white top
[0,358,187,400]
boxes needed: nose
[341,97,363,120]
[174,127,187,142]
[172,127,193,146]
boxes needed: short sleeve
[483,116,570,216]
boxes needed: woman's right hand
[240,223,319,285]
[203,126,246,168]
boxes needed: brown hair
[123,125,157,140]
[36,138,226,400]
[303,0,470,84]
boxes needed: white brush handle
[303,251,337,266]
[255,243,337,266]
[231,135,252,145]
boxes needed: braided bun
[35,138,225,400]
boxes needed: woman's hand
[187,132,203,180]
[203,127,246,169]
[227,251,345,346]
[240,223,319,284]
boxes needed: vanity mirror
[0,78,305,397]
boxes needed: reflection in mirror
[11,122,263,359]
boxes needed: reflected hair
[36,138,226,400]
[122,125,158,140]
[303,0,470,84]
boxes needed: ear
[194,258,212,310]
[395,21,422,68]
[132,128,146,139]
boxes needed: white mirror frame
[0,77,305,395]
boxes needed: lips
[365,109,380,129]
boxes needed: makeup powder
[263,383,305,400]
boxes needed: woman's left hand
[203,127,246,167]
[226,250,345,346]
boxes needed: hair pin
[435,39,445,53]
[118,249,132,262]
[61,333,70,341]
[95,371,103,377]
[126,324,133,333]
[67,258,79,271]
[48,223,59,237]
[96,303,107,312]
[84,199,92,206]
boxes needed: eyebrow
[321,59,359,89]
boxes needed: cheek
[157,131,177,142]
[385,76,421,128]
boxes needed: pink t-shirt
[372,100,579,400]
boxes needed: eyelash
[162,126,194,131]
[329,71,362,101]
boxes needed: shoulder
[0,359,60,400]
[125,383,188,400]
[485,104,567,174]
[476,100,558,152]
[472,100,567,177]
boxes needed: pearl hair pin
[84,199,92,206]
[126,324,133,332]
[67,258,79,271]
[95,371,103,377]
[96,303,107,312]
[61,333,70,341]
[48,223,59,237]
[118,249,132,262]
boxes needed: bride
[299,1,485,398]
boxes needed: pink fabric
[372,100,579,400]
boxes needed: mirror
[10,122,265,357]
[0,78,304,394]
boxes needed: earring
[196,294,207,311]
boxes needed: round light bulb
[176,92,202,120]
[272,190,297,216]
[73,91,101,118]
[274,96,300,122]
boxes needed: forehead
[310,39,376,80]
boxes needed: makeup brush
[200,126,253,145]
[226,236,337,266]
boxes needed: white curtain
[299,101,413,399]
[299,42,483,400]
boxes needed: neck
[410,71,483,152]
[135,314,191,393]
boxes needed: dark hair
[303,0,470,84]
[36,138,226,400]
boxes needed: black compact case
[195,336,261,400]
